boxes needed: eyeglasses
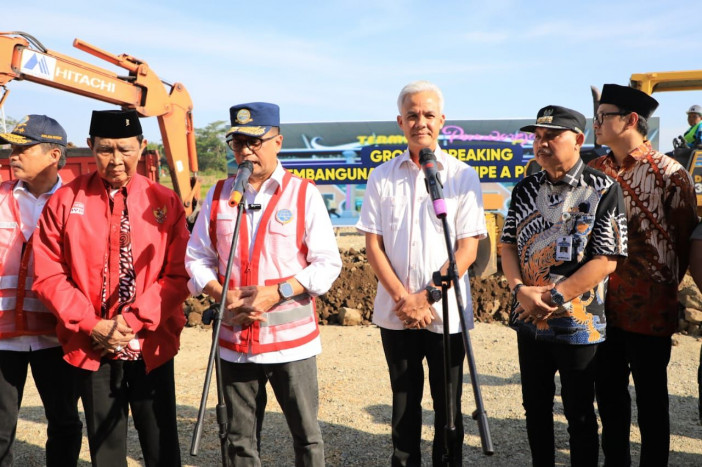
[227,134,278,152]
[594,111,630,126]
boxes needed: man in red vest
[33,109,190,466]
[0,115,82,465]
[186,102,341,466]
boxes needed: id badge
[556,236,573,261]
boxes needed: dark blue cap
[0,114,67,146]
[226,102,280,139]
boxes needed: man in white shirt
[0,115,82,466]
[186,102,342,466]
[357,81,487,466]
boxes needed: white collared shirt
[186,162,341,363]
[356,148,487,334]
[0,177,62,352]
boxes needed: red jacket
[33,172,190,372]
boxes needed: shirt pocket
[380,196,407,233]
[268,218,298,261]
[433,198,458,230]
[214,216,235,254]
[571,214,595,256]
[0,223,18,267]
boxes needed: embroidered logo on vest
[275,209,293,224]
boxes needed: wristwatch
[511,283,524,302]
[278,282,294,300]
[425,285,442,304]
[550,287,565,306]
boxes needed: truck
[0,31,201,219]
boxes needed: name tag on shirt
[556,236,573,261]
[0,221,18,229]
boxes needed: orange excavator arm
[0,31,200,217]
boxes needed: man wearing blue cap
[33,109,190,466]
[186,102,341,465]
[0,115,83,466]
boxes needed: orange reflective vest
[0,181,56,338]
[209,171,318,354]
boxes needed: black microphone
[419,148,446,218]
[228,160,254,207]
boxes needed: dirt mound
[316,248,512,325]
[316,248,376,325]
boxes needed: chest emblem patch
[70,202,85,215]
[275,209,293,224]
[153,206,167,224]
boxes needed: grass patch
[158,169,227,200]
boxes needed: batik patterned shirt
[589,141,698,336]
[101,186,140,360]
[502,159,628,344]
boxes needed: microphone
[228,161,254,207]
[419,148,446,218]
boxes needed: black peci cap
[89,109,143,138]
[599,84,659,119]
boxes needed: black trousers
[380,328,465,467]
[0,346,82,467]
[78,358,181,467]
[595,326,672,467]
[517,331,599,467]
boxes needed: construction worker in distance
[683,105,702,148]
[0,115,83,466]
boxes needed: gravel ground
[13,323,702,466]
[12,232,702,465]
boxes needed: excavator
[628,70,702,216]
[0,31,201,220]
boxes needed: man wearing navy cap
[0,115,83,466]
[590,84,698,466]
[33,109,190,466]
[501,105,627,466]
[186,102,341,465]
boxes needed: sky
[3,0,702,152]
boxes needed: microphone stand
[190,199,246,466]
[432,208,494,464]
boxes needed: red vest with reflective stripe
[0,181,56,338]
[209,171,318,354]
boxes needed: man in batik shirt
[501,105,627,467]
[590,84,698,467]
